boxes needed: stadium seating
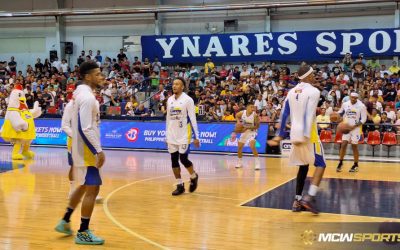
[382,132,397,157]
[367,131,381,157]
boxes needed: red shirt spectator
[66,82,75,101]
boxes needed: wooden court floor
[0,145,399,250]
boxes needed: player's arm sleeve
[359,104,368,125]
[303,91,320,138]
[78,97,102,154]
[254,115,260,129]
[235,111,242,122]
[277,99,290,138]
[165,101,170,132]
[187,98,200,140]
[338,103,345,117]
[61,103,73,137]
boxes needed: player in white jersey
[336,92,367,173]
[61,99,75,198]
[166,77,200,196]
[268,65,326,214]
[55,61,106,245]
[235,104,261,170]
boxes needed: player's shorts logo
[126,128,139,142]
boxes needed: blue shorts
[74,166,102,186]
[313,142,326,168]
[68,152,73,166]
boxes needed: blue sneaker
[75,230,104,245]
[55,220,73,235]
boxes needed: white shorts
[74,166,103,186]
[289,142,326,168]
[342,127,362,144]
[239,130,257,144]
[168,144,190,154]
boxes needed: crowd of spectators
[1,50,400,136]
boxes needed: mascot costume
[1,84,42,160]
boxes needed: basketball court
[1,145,399,249]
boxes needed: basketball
[234,123,245,133]
[330,112,340,122]
[337,122,353,134]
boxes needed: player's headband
[298,67,313,80]
[350,92,359,97]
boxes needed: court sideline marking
[104,175,261,248]
[103,174,172,250]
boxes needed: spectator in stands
[134,104,150,117]
[133,56,141,73]
[222,110,235,121]
[0,61,8,80]
[8,56,17,76]
[95,50,102,63]
[77,50,85,65]
[60,59,69,74]
[316,108,331,131]
[389,61,400,74]
[142,58,151,78]
[383,83,396,102]
[352,56,366,81]
[254,94,266,112]
[380,64,391,77]
[52,57,62,72]
[380,112,393,132]
[151,57,161,75]
[205,106,219,121]
[259,109,270,123]
[367,58,380,72]
[117,48,127,61]
[35,58,44,73]
[204,58,215,75]
[342,53,353,72]
[332,60,343,76]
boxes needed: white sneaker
[254,159,260,170]
[236,159,243,168]
[96,196,103,204]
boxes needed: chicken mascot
[1,84,42,160]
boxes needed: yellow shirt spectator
[204,58,215,75]
[389,62,400,74]
[222,114,235,121]
[316,114,330,129]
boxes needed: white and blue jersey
[278,82,326,168]
[166,92,199,146]
[61,100,74,166]
[71,84,102,185]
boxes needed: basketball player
[268,65,326,214]
[235,104,260,170]
[336,92,367,173]
[166,77,200,196]
[55,61,106,245]
[61,99,75,198]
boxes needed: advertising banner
[0,119,269,153]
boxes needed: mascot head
[8,84,28,110]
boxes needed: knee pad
[179,153,193,168]
[171,152,180,168]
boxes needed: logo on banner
[105,130,122,139]
[126,128,139,142]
